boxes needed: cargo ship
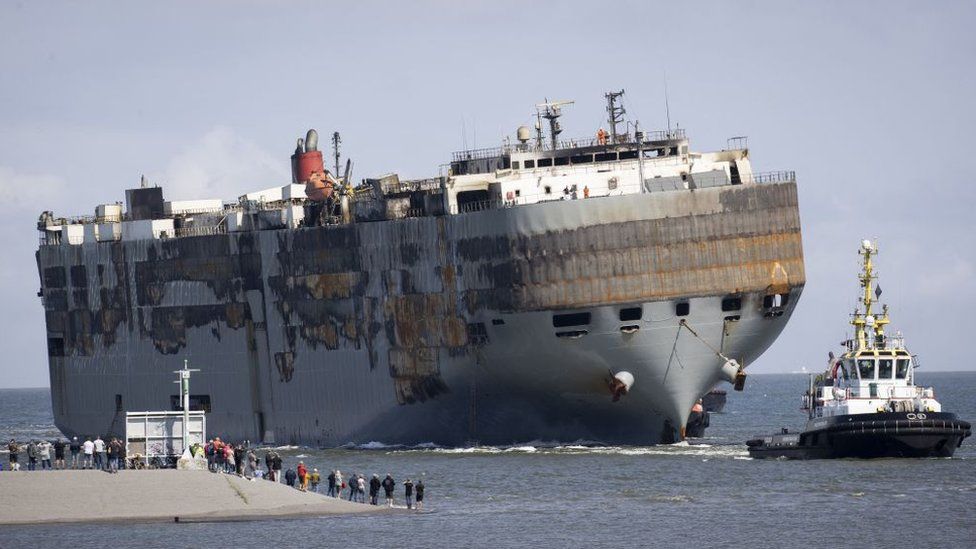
[35,91,805,446]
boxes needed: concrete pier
[0,470,383,525]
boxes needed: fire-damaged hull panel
[37,182,804,446]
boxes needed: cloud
[915,256,975,299]
[150,126,290,201]
[0,166,66,209]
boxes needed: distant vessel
[36,91,805,446]
[748,240,971,459]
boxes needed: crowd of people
[5,435,427,509]
[5,436,125,473]
[194,437,426,509]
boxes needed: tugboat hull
[747,412,972,459]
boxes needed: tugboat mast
[852,240,890,350]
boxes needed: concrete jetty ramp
[0,470,381,525]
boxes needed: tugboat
[747,240,971,459]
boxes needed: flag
[875,284,883,299]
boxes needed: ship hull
[37,182,805,446]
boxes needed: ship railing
[175,224,228,238]
[740,170,795,185]
[451,130,688,162]
[452,145,513,162]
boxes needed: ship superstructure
[36,91,805,446]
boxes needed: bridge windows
[896,359,910,379]
[538,158,553,167]
[524,159,535,169]
[857,359,875,380]
[878,359,893,379]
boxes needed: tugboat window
[857,359,875,380]
[524,159,535,169]
[878,359,893,379]
[895,359,910,379]
[538,158,553,167]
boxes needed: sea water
[1,373,974,548]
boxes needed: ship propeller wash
[36,91,804,446]
[747,240,971,458]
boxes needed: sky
[1,1,974,388]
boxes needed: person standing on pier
[7,439,19,471]
[271,452,283,482]
[333,470,343,497]
[69,437,80,469]
[415,479,425,511]
[404,478,414,509]
[382,474,395,507]
[357,475,367,503]
[82,438,94,469]
[327,470,337,497]
[26,440,38,471]
[297,461,308,492]
[245,448,257,479]
[369,474,381,505]
[38,440,52,470]
[347,473,358,501]
[93,436,105,470]
[108,438,123,473]
[310,468,321,493]
[54,439,66,469]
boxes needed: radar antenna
[535,99,574,150]
[605,90,626,144]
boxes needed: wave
[390,442,749,458]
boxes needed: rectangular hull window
[721,297,742,311]
[619,307,642,321]
[552,312,591,328]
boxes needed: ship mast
[851,240,890,349]
[605,90,626,144]
[535,99,574,150]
